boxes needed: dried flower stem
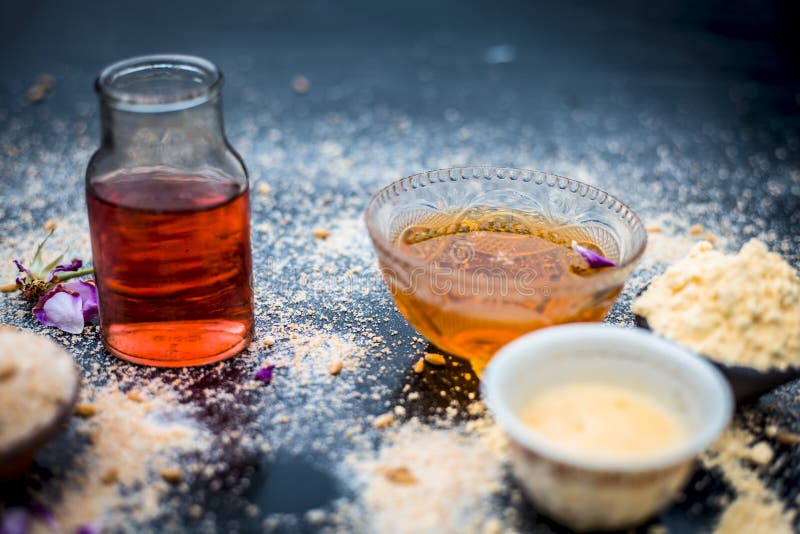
[51,267,95,283]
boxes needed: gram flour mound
[633,239,800,370]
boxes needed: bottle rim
[95,54,223,112]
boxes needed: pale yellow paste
[519,381,686,458]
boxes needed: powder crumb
[328,359,343,375]
[424,352,446,366]
[160,467,184,484]
[633,240,800,369]
[689,224,704,235]
[27,73,54,103]
[257,182,271,195]
[74,403,97,418]
[764,425,778,438]
[99,467,118,485]
[482,517,502,534]
[188,505,203,519]
[313,228,330,240]
[412,357,425,374]
[126,390,144,402]
[377,466,418,485]
[747,441,774,466]
[306,509,327,523]
[291,75,310,95]
[372,413,394,429]
[467,402,486,417]
[776,431,800,446]
[245,504,259,518]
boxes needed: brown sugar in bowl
[0,327,81,478]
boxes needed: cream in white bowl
[481,324,733,532]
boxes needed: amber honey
[388,207,621,375]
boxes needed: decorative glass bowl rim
[364,166,648,281]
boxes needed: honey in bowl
[390,206,622,375]
[519,381,688,459]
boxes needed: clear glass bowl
[364,166,647,375]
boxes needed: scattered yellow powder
[702,424,795,534]
[714,496,793,534]
[639,215,728,267]
[347,420,507,533]
[313,228,330,240]
[633,240,800,369]
[35,386,208,531]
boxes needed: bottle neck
[99,96,226,150]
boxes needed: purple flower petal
[33,286,84,334]
[254,365,275,384]
[13,259,32,279]
[28,503,56,528]
[0,508,30,534]
[571,241,616,268]
[74,521,102,534]
[62,280,99,321]
[49,258,83,281]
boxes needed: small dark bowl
[633,284,800,405]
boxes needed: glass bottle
[86,55,254,367]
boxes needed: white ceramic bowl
[482,324,733,532]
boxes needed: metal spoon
[632,284,800,404]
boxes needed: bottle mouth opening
[96,54,223,112]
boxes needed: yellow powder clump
[633,239,800,369]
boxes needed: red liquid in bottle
[87,171,254,366]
